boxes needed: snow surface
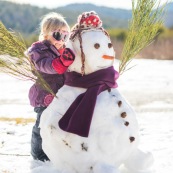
[0,59,173,173]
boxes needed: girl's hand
[60,48,75,66]
[52,48,75,74]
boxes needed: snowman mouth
[102,55,114,60]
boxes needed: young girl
[27,12,75,161]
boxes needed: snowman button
[124,121,129,126]
[129,137,135,143]
[107,88,111,92]
[121,112,127,118]
[118,101,122,107]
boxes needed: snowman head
[67,11,116,75]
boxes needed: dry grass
[112,38,173,60]
[0,117,35,125]
[112,40,124,60]
[139,38,173,59]
[1,171,11,173]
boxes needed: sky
[7,0,168,9]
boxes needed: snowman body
[40,30,153,173]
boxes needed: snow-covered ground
[0,59,173,173]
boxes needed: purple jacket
[27,40,64,107]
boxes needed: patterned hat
[70,11,109,41]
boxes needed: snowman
[39,11,154,173]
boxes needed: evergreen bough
[0,22,56,96]
[119,0,166,74]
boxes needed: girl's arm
[29,48,75,74]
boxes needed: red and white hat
[78,11,102,29]
[70,11,109,41]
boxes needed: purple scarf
[58,66,119,137]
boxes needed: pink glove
[60,48,75,66]
[52,48,75,74]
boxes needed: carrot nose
[102,55,114,60]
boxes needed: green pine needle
[119,0,166,74]
[0,21,56,97]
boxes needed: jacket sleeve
[29,49,58,74]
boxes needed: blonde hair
[39,12,70,41]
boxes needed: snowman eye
[108,43,113,48]
[94,43,100,49]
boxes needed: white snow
[0,59,173,173]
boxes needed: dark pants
[31,107,50,161]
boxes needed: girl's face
[47,27,70,50]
